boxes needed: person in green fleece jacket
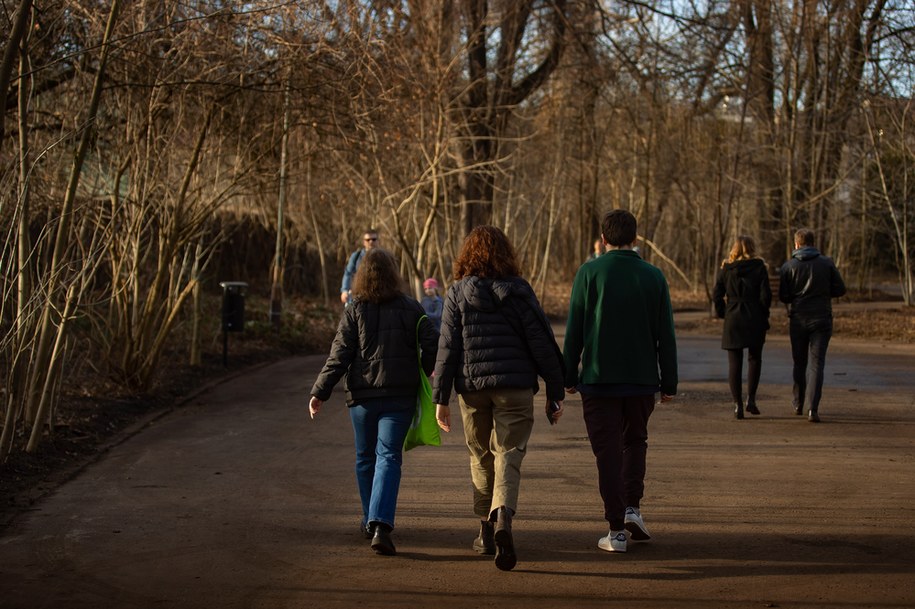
[563,209,678,555]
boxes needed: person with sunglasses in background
[341,229,381,306]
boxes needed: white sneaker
[598,529,627,553]
[624,507,651,541]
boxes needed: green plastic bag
[404,316,441,451]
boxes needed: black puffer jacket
[432,276,565,404]
[778,247,846,322]
[310,294,438,406]
[713,258,772,349]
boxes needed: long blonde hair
[723,235,762,267]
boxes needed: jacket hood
[792,246,821,261]
[459,276,531,312]
[724,257,767,276]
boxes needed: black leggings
[727,346,763,405]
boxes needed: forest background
[1,1,913,476]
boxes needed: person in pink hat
[421,277,443,331]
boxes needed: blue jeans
[789,317,833,413]
[349,397,414,530]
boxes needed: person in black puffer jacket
[713,235,772,419]
[433,226,565,572]
[778,228,846,422]
[309,249,438,556]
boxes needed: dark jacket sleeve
[562,266,587,388]
[511,295,566,402]
[778,262,793,304]
[432,286,462,405]
[712,268,727,319]
[760,266,773,312]
[310,308,357,400]
[417,314,438,377]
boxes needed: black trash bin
[219,281,248,365]
[220,281,247,332]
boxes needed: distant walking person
[310,248,438,556]
[778,228,847,422]
[340,229,380,306]
[421,277,444,331]
[433,225,565,572]
[563,209,677,554]
[713,236,772,419]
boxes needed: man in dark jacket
[778,228,847,422]
[563,209,677,554]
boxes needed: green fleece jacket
[563,249,678,395]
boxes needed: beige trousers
[459,387,535,519]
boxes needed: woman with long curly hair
[309,248,439,556]
[433,226,565,571]
[713,235,772,419]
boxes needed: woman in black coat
[309,248,438,556]
[713,235,772,419]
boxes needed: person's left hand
[660,394,674,403]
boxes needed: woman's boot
[473,520,495,555]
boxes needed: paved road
[1,331,914,609]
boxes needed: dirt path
[1,331,913,609]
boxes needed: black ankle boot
[734,403,744,419]
[493,506,516,571]
[370,523,396,556]
[746,401,760,415]
[473,520,496,555]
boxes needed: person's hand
[547,400,564,423]
[436,404,451,432]
[565,386,578,394]
[660,394,674,403]
[339,292,349,305]
[309,396,323,419]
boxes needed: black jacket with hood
[310,293,438,406]
[713,258,772,349]
[432,276,565,405]
[778,246,846,322]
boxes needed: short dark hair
[601,209,638,247]
[351,248,404,303]
[794,228,815,247]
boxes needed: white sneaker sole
[598,539,627,553]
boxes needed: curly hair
[453,225,522,280]
[351,248,405,303]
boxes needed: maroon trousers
[581,393,655,530]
